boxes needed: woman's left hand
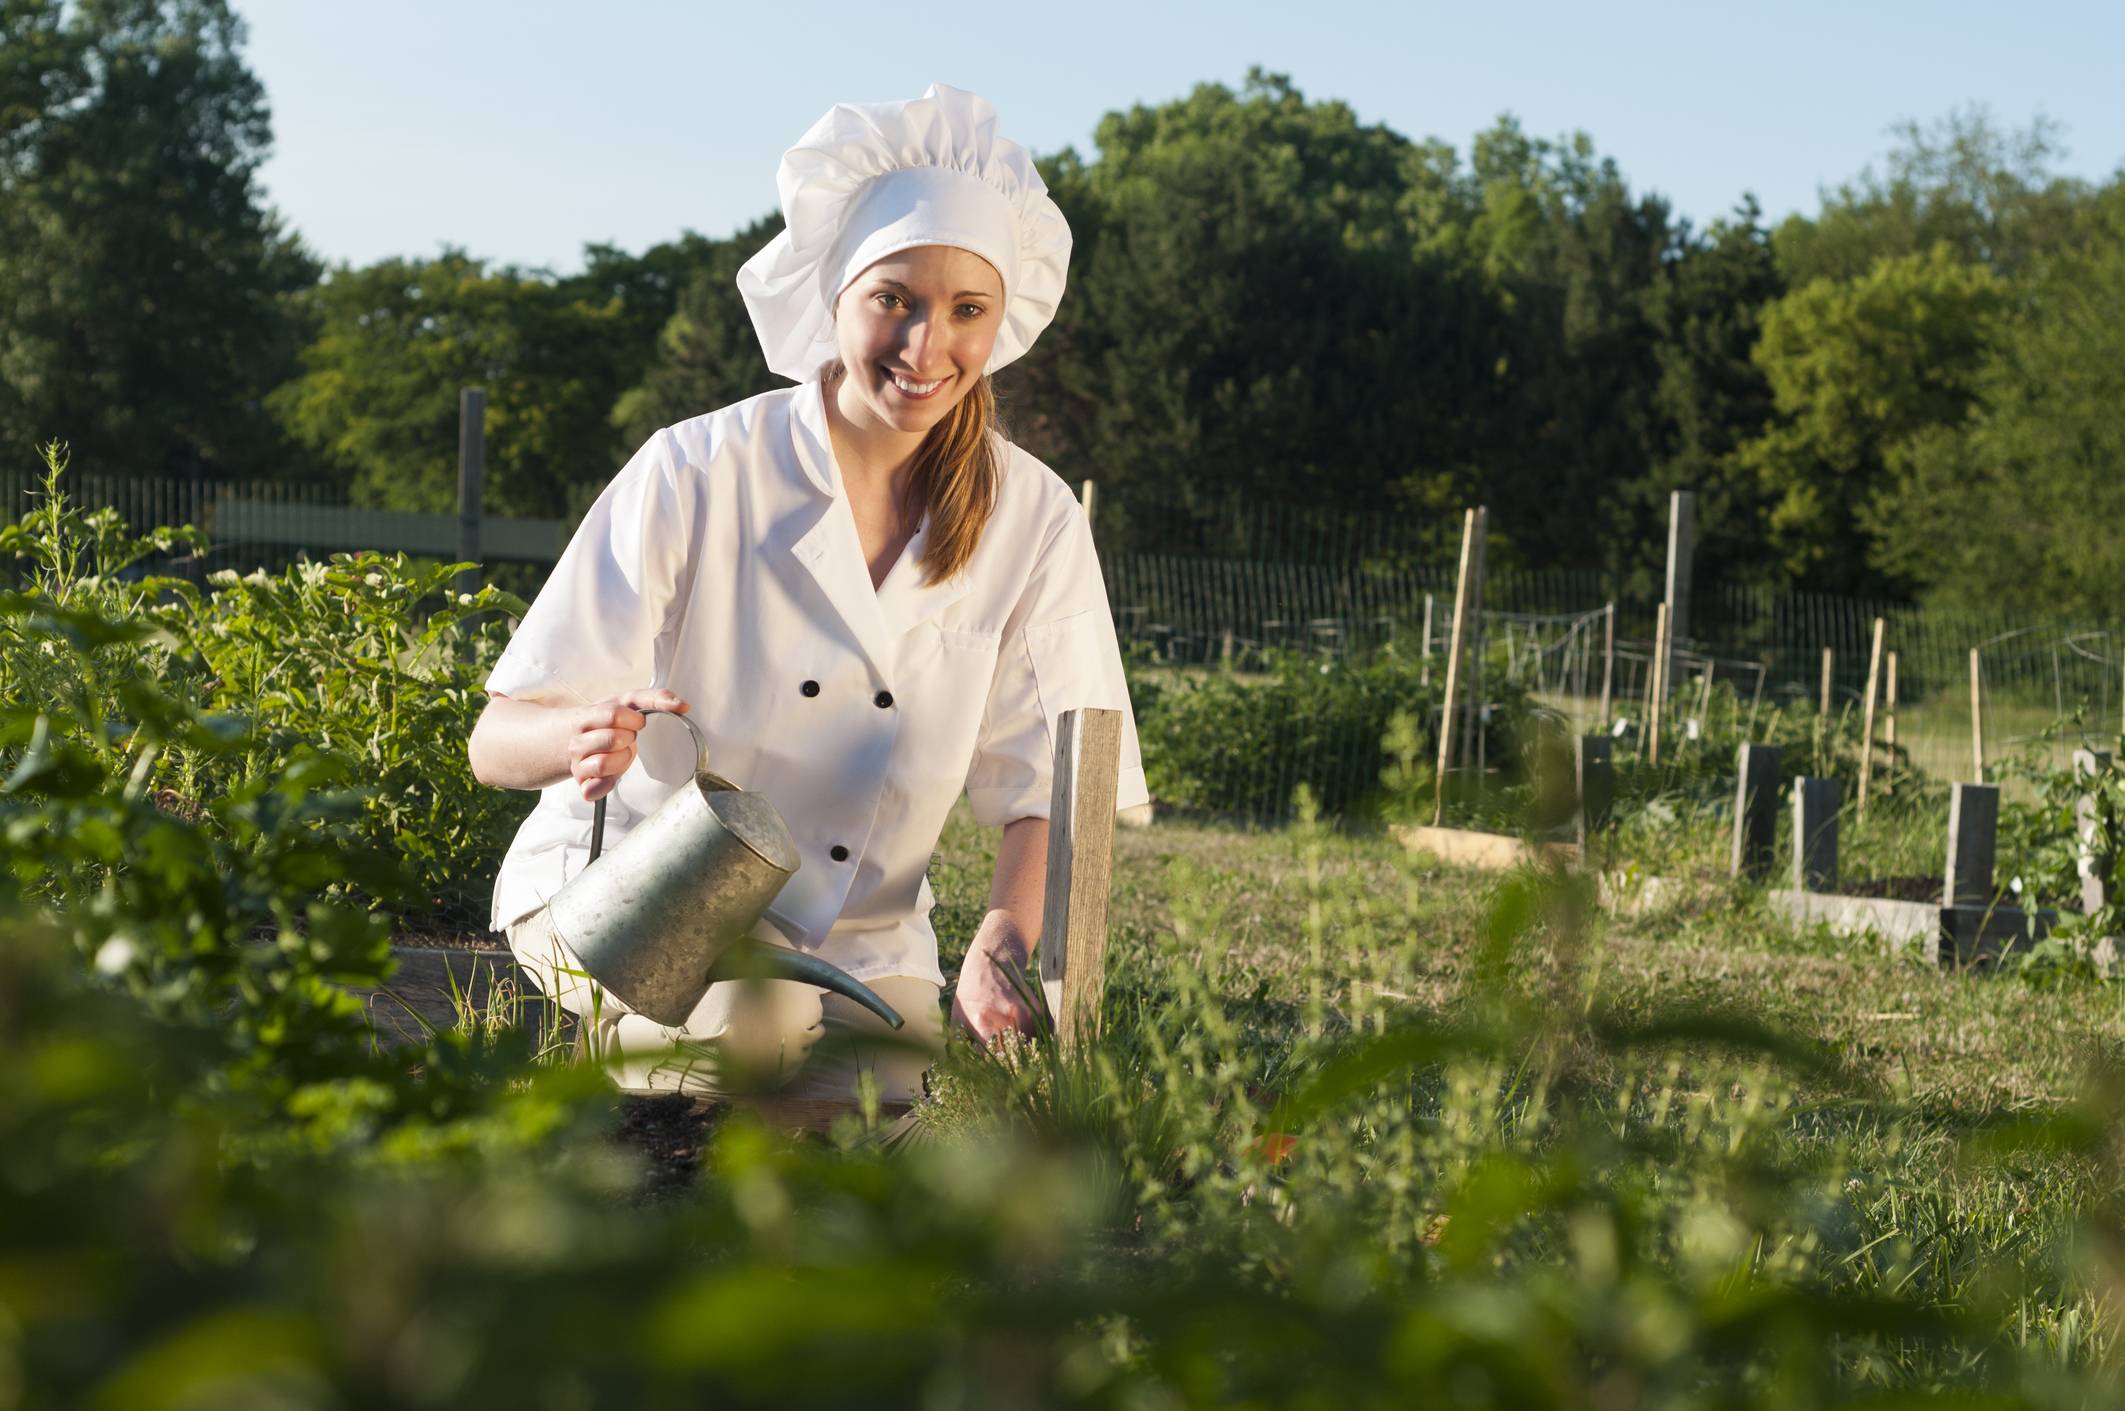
[951,911,1038,1046]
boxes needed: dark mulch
[612,1094,725,1200]
[393,921,508,951]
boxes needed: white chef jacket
[483,377,1149,987]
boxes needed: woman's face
[832,244,1004,438]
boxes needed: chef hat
[737,83,1071,383]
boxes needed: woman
[466,84,1148,1104]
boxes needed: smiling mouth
[885,368,947,400]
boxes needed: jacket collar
[784,380,974,679]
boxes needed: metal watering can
[546,708,904,1031]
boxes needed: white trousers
[504,907,943,1104]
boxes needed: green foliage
[3,445,529,924]
[5,531,2125,1405]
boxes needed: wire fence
[10,467,2120,800]
[1103,546,2124,790]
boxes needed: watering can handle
[587,707,711,864]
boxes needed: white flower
[94,935,139,975]
[457,592,474,607]
[363,573,383,588]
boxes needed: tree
[1002,71,1502,557]
[610,216,785,448]
[271,232,735,518]
[0,0,319,479]
[1773,106,2086,286]
[270,253,612,517]
[1732,244,2004,592]
[1866,180,2125,619]
[1627,201,1785,596]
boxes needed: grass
[931,804,2125,1111]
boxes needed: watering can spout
[705,939,907,1030]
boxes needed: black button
[830,844,850,862]
[800,680,820,697]
[874,690,894,709]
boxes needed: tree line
[5,0,2121,617]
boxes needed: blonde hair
[827,362,1003,584]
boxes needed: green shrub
[1136,647,1528,824]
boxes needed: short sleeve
[965,492,1150,827]
[485,429,701,706]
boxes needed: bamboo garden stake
[1432,509,1479,827]
[1970,648,1985,783]
[1857,617,1885,816]
[1647,602,1670,766]
[1599,601,1615,727]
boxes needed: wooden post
[1419,592,1434,688]
[1857,617,1885,816]
[1692,662,1713,744]
[1575,734,1614,851]
[1731,743,1783,880]
[2075,749,2114,918]
[1038,707,1124,1052]
[1792,776,1841,892]
[1944,782,2000,908]
[1819,647,1834,717]
[1647,603,1670,765]
[1969,648,1985,783]
[1883,651,1899,793]
[1747,661,1767,738]
[456,387,485,601]
[1432,510,1480,826]
[1599,600,1615,727]
[1078,478,1097,525]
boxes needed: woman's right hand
[571,688,690,803]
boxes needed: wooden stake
[1648,602,1671,766]
[1432,509,1479,826]
[1038,707,1123,1053]
[1884,650,1899,793]
[1693,663,1714,744]
[1078,478,1097,525]
[1969,647,1985,784]
[1464,507,1489,778]
[1747,661,1767,737]
[1817,646,1834,775]
[1599,600,1615,727]
[1858,617,1885,816]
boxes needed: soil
[1831,876,1943,904]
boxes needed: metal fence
[0,468,568,579]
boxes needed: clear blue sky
[237,0,2125,275]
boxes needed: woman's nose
[900,313,941,371]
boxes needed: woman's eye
[875,293,904,310]
[956,303,987,320]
